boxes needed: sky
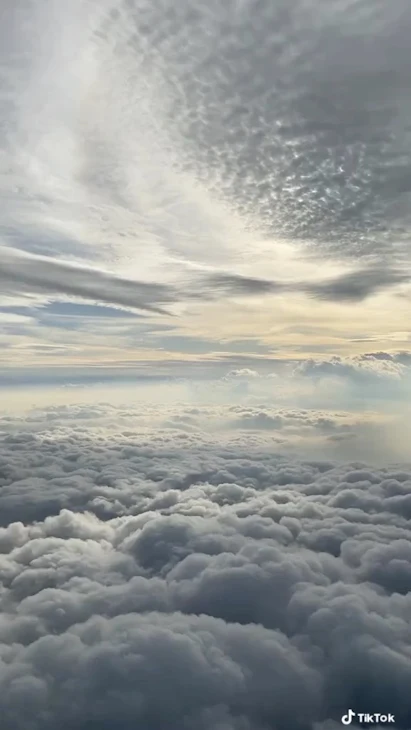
[1,1,411,729]
[1,0,411,389]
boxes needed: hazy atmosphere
[1,1,411,728]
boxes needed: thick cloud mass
[0,403,411,729]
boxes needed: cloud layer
[2,247,409,320]
[0,402,411,729]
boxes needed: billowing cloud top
[0,401,411,728]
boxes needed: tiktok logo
[341,709,395,725]
[342,710,356,725]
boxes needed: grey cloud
[198,267,411,304]
[1,611,320,730]
[305,266,411,302]
[0,247,175,315]
[1,247,409,318]
[3,0,411,294]
[1,403,411,728]
[229,412,284,431]
[136,0,411,257]
[200,273,284,296]
[0,247,291,315]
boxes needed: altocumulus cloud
[0,403,411,729]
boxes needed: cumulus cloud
[222,369,260,380]
[294,354,408,382]
[229,411,284,431]
[0,402,411,729]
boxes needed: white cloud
[294,354,408,381]
[222,369,260,380]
